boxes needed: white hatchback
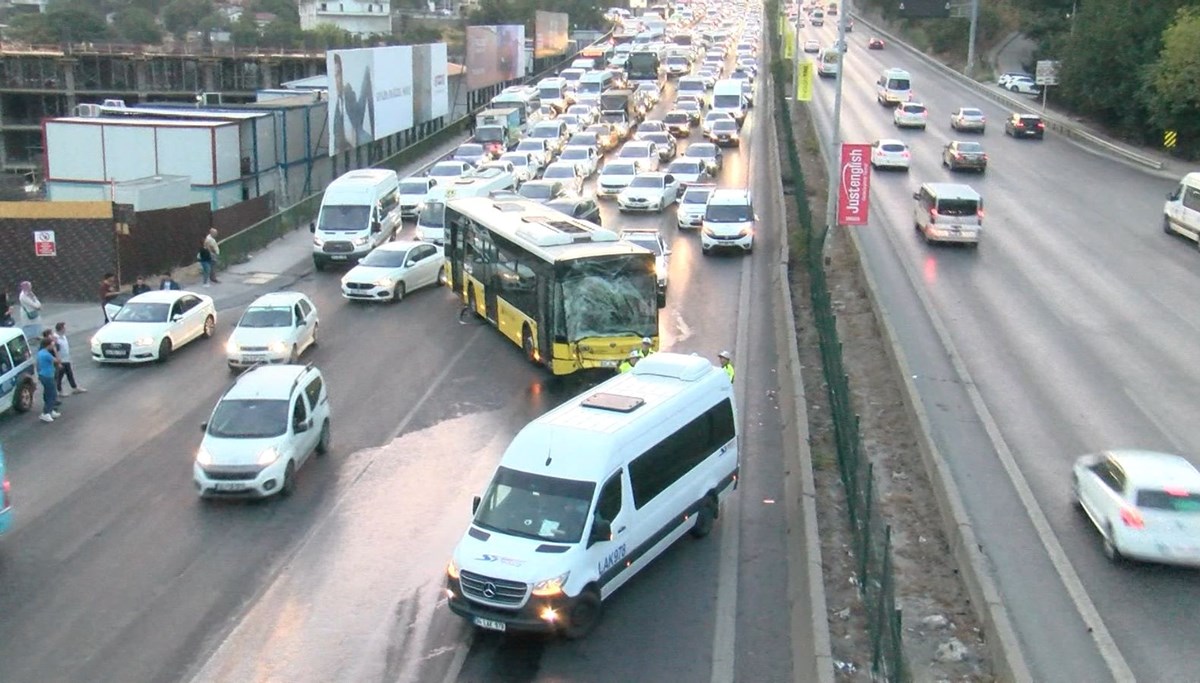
[225,292,319,370]
[870,139,911,171]
[542,161,586,195]
[893,102,928,130]
[616,141,660,172]
[1074,450,1200,567]
[677,183,716,229]
[91,290,216,364]
[341,241,446,303]
[597,161,640,197]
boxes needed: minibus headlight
[446,560,460,580]
[531,571,570,597]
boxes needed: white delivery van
[875,68,912,106]
[913,182,983,245]
[311,169,401,270]
[816,48,840,78]
[1163,172,1200,246]
[416,168,516,243]
[701,188,756,254]
[711,79,748,125]
[537,77,570,113]
[446,352,739,638]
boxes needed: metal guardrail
[851,14,1166,171]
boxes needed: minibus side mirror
[912,191,920,200]
[371,220,382,233]
[472,495,481,515]
[588,518,612,547]
[309,222,316,233]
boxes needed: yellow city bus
[444,196,659,375]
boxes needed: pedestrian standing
[36,337,61,423]
[17,280,42,340]
[717,350,735,384]
[159,271,181,290]
[53,321,85,396]
[618,349,640,373]
[199,228,221,285]
[132,275,151,295]
[638,336,655,358]
[99,273,119,323]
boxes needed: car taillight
[2,478,9,509]
[976,208,985,219]
[1037,122,1045,129]
[901,151,910,157]
[929,208,938,219]
[1120,506,1145,529]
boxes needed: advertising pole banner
[412,43,449,124]
[795,60,814,101]
[327,46,414,156]
[467,25,526,90]
[535,11,569,59]
[836,143,871,226]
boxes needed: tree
[114,7,163,43]
[230,13,261,47]
[302,23,359,49]
[7,13,56,43]
[163,0,215,39]
[261,18,304,47]
[1149,7,1200,156]
[252,0,300,24]
[44,0,111,42]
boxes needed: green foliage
[260,18,304,47]
[301,23,363,49]
[162,0,215,39]
[43,0,111,41]
[251,0,300,23]
[1149,7,1200,155]
[907,2,1009,56]
[6,12,56,43]
[230,12,261,46]
[397,24,446,45]
[468,0,611,32]
[114,7,163,43]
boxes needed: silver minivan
[913,183,983,245]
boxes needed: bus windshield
[556,255,657,341]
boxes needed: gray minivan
[913,183,983,246]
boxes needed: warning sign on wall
[34,230,56,257]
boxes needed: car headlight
[446,560,460,579]
[225,338,239,354]
[312,236,325,247]
[256,447,281,466]
[196,446,213,466]
[531,571,570,597]
[90,336,100,348]
[352,235,370,247]
[375,277,394,288]
[268,341,287,355]
[134,336,156,347]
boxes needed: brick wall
[0,201,116,302]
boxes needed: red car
[868,37,885,50]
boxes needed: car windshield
[531,126,559,138]
[670,161,702,173]
[713,121,738,132]
[238,306,291,328]
[880,143,907,153]
[904,105,927,114]
[474,466,596,543]
[682,188,714,204]
[520,184,556,199]
[619,146,649,158]
[207,399,289,439]
[604,163,637,176]
[561,149,588,160]
[517,141,544,151]
[419,202,445,227]
[1136,488,1200,512]
[955,142,984,153]
[399,181,430,194]
[502,155,528,166]
[457,144,484,156]
[360,249,409,268]
[318,204,370,231]
[428,165,465,177]
[556,255,658,340]
[706,203,752,222]
[629,175,663,188]
[570,134,597,146]
[961,108,983,117]
[665,112,689,123]
[645,133,671,144]
[935,199,978,216]
[1019,117,1042,125]
[687,145,717,158]
[545,166,574,178]
[624,234,662,254]
[113,302,170,323]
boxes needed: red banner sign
[836,143,871,226]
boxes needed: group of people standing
[33,322,86,424]
[617,338,736,383]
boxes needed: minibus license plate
[331,255,348,261]
[473,617,506,632]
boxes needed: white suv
[701,188,756,255]
[194,364,331,499]
[225,292,319,370]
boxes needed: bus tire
[522,326,538,365]
[468,286,478,317]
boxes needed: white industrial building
[298,0,392,37]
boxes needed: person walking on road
[17,280,42,340]
[36,337,61,423]
[618,349,641,374]
[199,228,221,285]
[100,273,119,324]
[638,336,655,358]
[53,321,85,396]
[718,350,735,383]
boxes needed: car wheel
[316,420,331,456]
[289,344,299,363]
[393,282,406,303]
[1163,217,1174,234]
[521,326,538,365]
[1102,524,1124,563]
[313,259,325,272]
[310,323,319,347]
[690,497,718,538]
[157,338,172,363]
[467,285,478,317]
[13,379,34,413]
[1009,85,1019,92]
[202,315,215,339]
[563,589,603,640]
[437,267,448,287]
[280,460,297,497]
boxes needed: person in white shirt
[53,321,86,396]
[17,280,41,340]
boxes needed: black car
[545,197,603,226]
[1004,113,1045,139]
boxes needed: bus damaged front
[550,253,658,374]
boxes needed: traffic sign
[34,230,56,257]
[1164,130,1177,149]
[1035,60,1060,86]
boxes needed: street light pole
[965,0,979,78]
[820,0,850,248]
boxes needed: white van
[417,168,516,243]
[913,182,984,245]
[875,68,912,106]
[816,48,840,78]
[537,77,570,112]
[445,352,739,638]
[1163,172,1200,246]
[711,79,747,125]
[576,70,615,97]
[311,169,401,270]
[702,188,756,254]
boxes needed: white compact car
[515,139,554,167]
[558,146,600,178]
[427,160,476,181]
[225,292,319,370]
[619,227,671,306]
[618,172,681,212]
[499,152,542,185]
[616,141,660,172]
[542,161,586,195]
[702,111,734,137]
[893,102,929,130]
[91,290,215,364]
[194,364,331,499]
[1073,450,1200,567]
[1005,76,1041,95]
[341,241,446,303]
[597,161,640,198]
[701,188,755,255]
[666,158,711,186]
[677,183,716,230]
[398,176,437,218]
[870,139,911,170]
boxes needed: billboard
[326,45,415,156]
[412,43,450,124]
[535,11,569,58]
[466,25,527,90]
[837,143,871,226]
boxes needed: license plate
[473,617,507,632]
[213,482,248,491]
[103,350,126,358]
[331,255,348,261]
[242,355,267,362]
[600,360,618,368]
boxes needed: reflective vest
[722,362,735,383]
[638,347,654,358]
[618,360,635,373]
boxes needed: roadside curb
[846,229,1034,683]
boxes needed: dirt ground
[781,103,993,682]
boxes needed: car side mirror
[294,419,309,433]
[912,191,921,200]
[664,248,673,256]
[472,495,481,515]
[588,518,613,547]
[200,422,207,432]
[309,222,316,234]
[1168,190,1180,201]
[296,317,305,326]
[172,314,182,322]
[372,220,382,233]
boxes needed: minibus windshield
[474,467,596,543]
[319,205,370,231]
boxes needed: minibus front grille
[459,570,527,605]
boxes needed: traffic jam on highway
[0,0,769,647]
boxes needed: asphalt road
[0,43,801,683]
[804,19,1197,683]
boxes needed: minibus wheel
[563,589,602,639]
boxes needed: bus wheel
[468,286,478,317]
[522,326,538,365]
